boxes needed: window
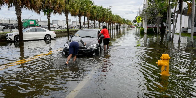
[75,30,98,38]
[36,28,46,32]
[29,28,36,32]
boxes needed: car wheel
[44,34,51,40]
[14,35,19,42]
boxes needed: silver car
[6,27,56,42]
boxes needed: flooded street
[0,28,196,98]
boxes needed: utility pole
[144,0,148,34]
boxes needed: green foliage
[140,28,144,34]
[176,33,196,39]
[140,27,157,35]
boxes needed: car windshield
[74,30,98,38]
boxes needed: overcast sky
[0,0,144,22]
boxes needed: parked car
[6,27,56,42]
[62,29,102,56]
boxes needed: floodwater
[0,28,196,98]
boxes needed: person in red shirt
[99,25,110,51]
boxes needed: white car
[6,27,56,42]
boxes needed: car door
[36,28,47,39]
[23,28,36,40]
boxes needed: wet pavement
[0,28,196,98]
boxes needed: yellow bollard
[156,54,170,76]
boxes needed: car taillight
[53,31,55,34]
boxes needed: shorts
[103,38,110,45]
[69,41,79,55]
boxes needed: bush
[140,27,157,35]
[140,28,144,34]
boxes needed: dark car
[62,29,103,56]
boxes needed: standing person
[99,25,110,51]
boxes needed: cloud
[92,0,143,20]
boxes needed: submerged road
[0,28,196,97]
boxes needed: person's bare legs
[104,45,107,51]
[73,55,77,62]
[66,54,72,64]
[107,44,109,49]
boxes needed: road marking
[0,48,63,70]
[66,63,101,98]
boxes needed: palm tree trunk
[94,20,95,29]
[179,0,183,42]
[191,0,195,43]
[65,13,69,40]
[99,22,100,29]
[88,17,89,29]
[168,0,171,40]
[79,15,81,29]
[47,12,51,30]
[112,23,113,30]
[15,3,23,42]
[84,16,85,28]
[172,1,177,39]
[165,6,169,38]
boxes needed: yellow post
[156,54,170,76]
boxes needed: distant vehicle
[62,29,101,56]
[6,27,56,42]
[22,19,39,28]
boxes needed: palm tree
[83,0,93,28]
[95,6,104,29]
[90,5,98,29]
[70,0,86,29]
[64,0,71,40]
[41,0,65,30]
[69,0,80,28]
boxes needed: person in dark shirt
[66,37,85,65]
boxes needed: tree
[83,0,93,28]
[141,0,169,35]
[41,0,65,30]
[64,0,71,40]
[172,0,178,39]
[90,5,98,29]
[69,0,80,28]
[96,6,105,29]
